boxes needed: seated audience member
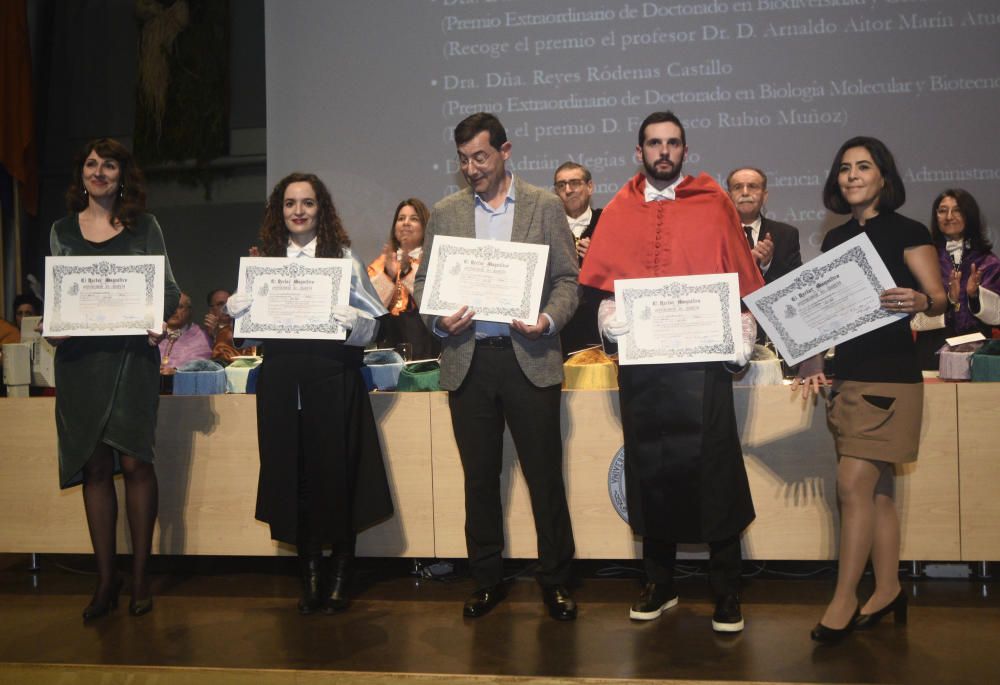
[14,293,43,332]
[158,292,212,373]
[914,189,1000,368]
[367,198,440,359]
[203,288,246,362]
[0,318,18,345]
[1,293,44,355]
[553,162,604,356]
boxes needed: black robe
[619,362,755,543]
[254,339,393,545]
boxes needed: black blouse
[821,211,932,384]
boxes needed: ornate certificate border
[45,256,163,335]
[745,233,903,365]
[421,236,548,323]
[236,259,349,337]
[619,278,736,362]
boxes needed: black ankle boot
[325,553,352,613]
[297,554,325,615]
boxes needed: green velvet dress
[49,213,181,488]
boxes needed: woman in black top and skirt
[797,137,946,642]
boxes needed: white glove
[332,304,367,331]
[603,317,630,342]
[597,298,630,342]
[225,291,253,318]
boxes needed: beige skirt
[827,380,924,464]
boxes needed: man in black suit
[726,167,802,284]
[554,162,603,355]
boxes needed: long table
[0,384,994,560]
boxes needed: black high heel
[854,589,907,629]
[811,605,860,644]
[129,596,154,616]
[82,577,123,621]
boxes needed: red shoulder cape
[579,172,764,298]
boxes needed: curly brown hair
[65,138,147,230]
[388,198,430,251]
[259,173,350,258]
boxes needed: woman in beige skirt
[796,137,946,643]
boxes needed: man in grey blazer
[414,113,578,620]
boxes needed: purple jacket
[939,245,1000,333]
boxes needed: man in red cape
[580,111,764,633]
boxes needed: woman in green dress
[49,138,180,620]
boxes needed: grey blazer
[413,177,580,390]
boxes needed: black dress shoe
[297,555,326,615]
[712,594,744,633]
[463,585,507,618]
[629,582,678,621]
[324,553,352,614]
[854,589,907,629]
[811,606,860,644]
[82,577,123,621]
[541,585,577,621]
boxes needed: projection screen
[266,0,1000,265]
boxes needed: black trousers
[448,345,575,589]
[643,535,743,598]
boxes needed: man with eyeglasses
[553,162,601,261]
[580,111,764,634]
[726,167,802,284]
[414,112,579,621]
[554,162,604,355]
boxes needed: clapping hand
[752,233,774,268]
[966,263,982,299]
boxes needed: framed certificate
[233,257,352,340]
[43,255,165,337]
[419,235,549,324]
[744,233,904,366]
[614,273,741,366]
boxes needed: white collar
[567,206,592,226]
[644,174,685,202]
[945,239,966,263]
[566,207,593,237]
[287,236,318,258]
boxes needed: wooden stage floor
[0,554,997,684]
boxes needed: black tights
[82,443,158,602]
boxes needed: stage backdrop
[265,0,1000,265]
